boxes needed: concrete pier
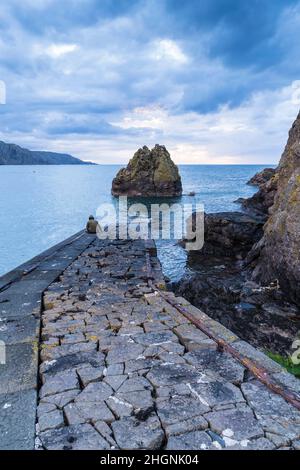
[1,235,300,450]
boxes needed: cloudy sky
[0,0,300,164]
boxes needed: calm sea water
[0,164,271,279]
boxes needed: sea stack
[111,145,182,197]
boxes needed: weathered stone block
[41,389,80,409]
[165,415,208,437]
[184,349,245,384]
[174,324,216,351]
[111,414,164,449]
[146,363,205,387]
[106,342,144,364]
[75,382,113,403]
[166,430,213,450]
[64,401,115,425]
[205,407,264,442]
[190,381,245,408]
[157,396,209,427]
[39,423,110,450]
[77,366,104,387]
[39,410,64,433]
[105,395,133,419]
[40,370,79,398]
[117,377,152,393]
[234,341,283,373]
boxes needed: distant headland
[0,140,94,165]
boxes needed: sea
[0,164,272,280]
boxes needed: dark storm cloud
[165,0,298,66]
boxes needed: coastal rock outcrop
[175,112,300,353]
[247,168,276,187]
[235,168,278,218]
[249,111,300,306]
[185,212,263,259]
[236,177,278,218]
[111,145,182,197]
[176,210,299,354]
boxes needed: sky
[0,0,300,164]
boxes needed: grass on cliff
[266,351,300,378]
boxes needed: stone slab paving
[0,231,96,450]
[35,238,300,451]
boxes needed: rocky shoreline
[174,112,300,358]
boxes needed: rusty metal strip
[145,247,300,412]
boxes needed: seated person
[86,215,98,234]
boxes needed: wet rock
[111,145,182,197]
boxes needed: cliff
[250,111,300,305]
